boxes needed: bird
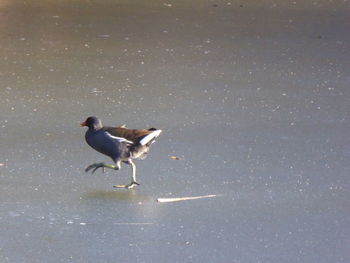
[80,116,162,189]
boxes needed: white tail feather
[139,130,162,146]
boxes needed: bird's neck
[89,125,102,132]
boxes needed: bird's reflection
[83,189,154,203]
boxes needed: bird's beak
[80,121,87,127]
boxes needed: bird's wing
[106,127,159,144]
[104,131,134,144]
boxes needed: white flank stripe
[105,132,133,144]
[139,129,162,145]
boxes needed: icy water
[0,0,350,262]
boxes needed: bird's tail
[139,129,162,146]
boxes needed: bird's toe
[85,162,104,173]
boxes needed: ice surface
[0,0,349,262]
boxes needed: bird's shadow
[82,189,155,203]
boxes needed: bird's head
[80,116,103,130]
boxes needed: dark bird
[80,116,162,189]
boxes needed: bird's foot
[85,162,119,174]
[113,181,140,189]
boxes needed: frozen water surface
[0,0,349,262]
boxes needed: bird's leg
[85,162,120,174]
[113,160,140,189]
[128,160,139,187]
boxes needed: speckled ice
[0,0,349,262]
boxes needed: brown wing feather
[106,127,153,144]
